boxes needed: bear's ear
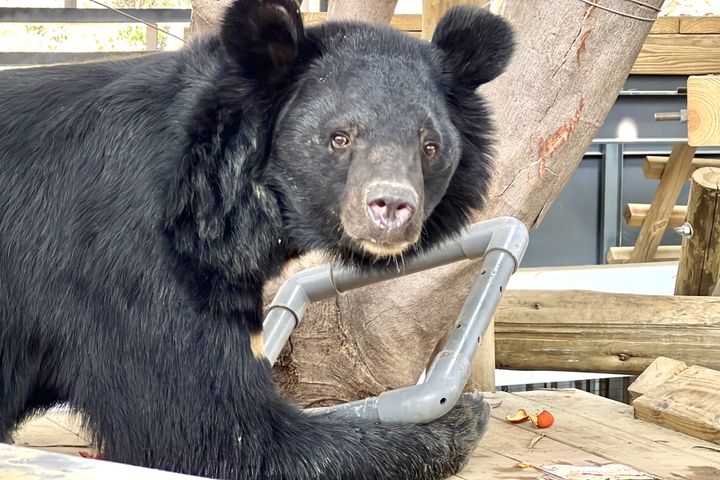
[432,6,514,89]
[221,0,304,80]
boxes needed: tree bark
[188,0,664,405]
[327,0,398,23]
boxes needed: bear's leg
[73,321,489,480]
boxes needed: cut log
[687,75,720,147]
[495,290,720,374]
[624,203,686,228]
[607,245,680,264]
[675,167,720,295]
[643,155,720,180]
[629,143,696,263]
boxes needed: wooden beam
[675,167,720,295]
[624,203,686,228]
[629,143,696,263]
[687,75,720,147]
[632,34,720,75]
[607,245,680,264]
[680,16,720,34]
[643,155,720,180]
[650,16,680,34]
[495,290,720,374]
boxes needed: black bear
[0,0,513,478]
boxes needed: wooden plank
[495,289,720,374]
[675,167,720,295]
[643,155,720,180]
[651,16,680,34]
[632,34,720,75]
[633,365,720,444]
[607,245,680,264]
[688,75,720,147]
[624,203,686,228]
[0,443,203,479]
[514,388,720,465]
[630,143,697,263]
[628,356,688,400]
[12,411,91,457]
[301,12,422,31]
[680,17,720,34]
[492,390,720,478]
[463,416,581,479]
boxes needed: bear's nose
[365,184,417,230]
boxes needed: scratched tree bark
[189,0,663,405]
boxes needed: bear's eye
[423,142,438,158]
[331,133,351,150]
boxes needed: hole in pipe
[440,398,447,405]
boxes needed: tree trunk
[327,0,398,24]
[188,0,664,406]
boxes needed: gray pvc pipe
[262,216,529,424]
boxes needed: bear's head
[221,0,514,266]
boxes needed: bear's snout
[366,183,417,231]
[339,180,424,259]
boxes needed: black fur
[0,1,513,478]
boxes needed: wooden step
[643,155,720,180]
[624,203,687,228]
[607,245,681,264]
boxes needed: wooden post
[422,0,486,40]
[688,75,720,147]
[469,318,495,392]
[146,24,158,51]
[629,143,697,263]
[675,167,720,295]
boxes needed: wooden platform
[5,389,720,479]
